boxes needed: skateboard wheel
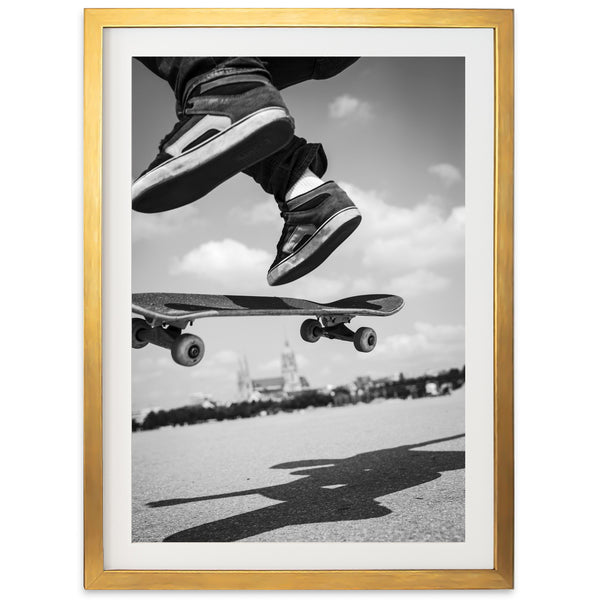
[171,334,205,367]
[354,327,377,352]
[300,319,323,343]
[132,318,150,349]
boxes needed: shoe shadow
[148,434,465,542]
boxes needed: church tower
[237,355,253,401]
[281,339,302,392]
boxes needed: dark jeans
[137,57,358,201]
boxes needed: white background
[1,0,599,596]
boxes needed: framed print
[84,8,513,590]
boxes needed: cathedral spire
[281,339,301,392]
[237,354,253,401]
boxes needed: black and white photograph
[130,56,466,544]
[9,1,600,596]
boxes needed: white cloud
[171,238,271,288]
[206,349,239,366]
[167,182,463,301]
[131,354,172,384]
[259,352,308,373]
[133,354,171,373]
[229,200,279,225]
[258,357,281,373]
[296,353,309,369]
[328,270,448,298]
[132,207,204,242]
[190,348,240,379]
[328,94,373,122]
[375,322,465,367]
[346,277,373,295]
[189,351,240,398]
[338,182,465,272]
[170,238,349,299]
[389,270,450,297]
[428,163,462,187]
[280,274,346,301]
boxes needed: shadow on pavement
[147,433,465,542]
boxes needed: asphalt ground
[132,388,464,542]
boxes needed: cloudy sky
[132,57,465,411]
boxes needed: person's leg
[136,57,270,116]
[260,57,360,91]
[132,57,295,213]
[134,56,362,286]
[240,57,357,199]
[243,136,326,203]
[136,57,358,201]
[135,56,359,112]
[133,57,360,213]
[241,57,362,286]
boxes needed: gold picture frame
[84,8,513,590]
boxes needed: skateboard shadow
[147,434,465,542]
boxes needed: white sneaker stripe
[164,115,232,156]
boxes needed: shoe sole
[132,107,294,213]
[267,207,362,286]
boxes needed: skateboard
[132,293,404,367]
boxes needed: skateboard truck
[132,319,205,367]
[132,313,377,368]
[300,314,377,353]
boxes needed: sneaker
[132,75,294,213]
[267,182,361,286]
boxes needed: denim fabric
[136,57,358,201]
[243,136,327,206]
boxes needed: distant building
[253,375,311,400]
[373,376,394,385]
[425,381,439,396]
[237,356,253,402]
[237,340,310,402]
[281,339,304,392]
[189,392,214,405]
[186,391,217,409]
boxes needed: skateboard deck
[132,293,404,367]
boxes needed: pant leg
[136,56,359,101]
[244,58,359,202]
[260,57,359,90]
[135,57,271,117]
[243,136,327,206]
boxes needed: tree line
[133,367,465,432]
